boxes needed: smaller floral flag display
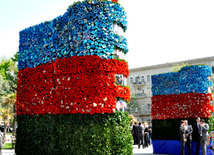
[16,0,133,154]
[151,65,214,154]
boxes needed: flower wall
[17,55,130,115]
[151,65,214,154]
[152,66,213,120]
[152,66,213,96]
[18,1,127,70]
[16,0,132,154]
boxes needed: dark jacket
[148,125,152,134]
[137,125,144,137]
[133,124,138,136]
[193,122,200,141]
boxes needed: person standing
[184,120,193,155]
[141,122,145,147]
[143,122,149,148]
[0,132,3,153]
[210,130,214,154]
[148,122,152,145]
[137,122,144,149]
[179,120,187,155]
[130,123,134,142]
[133,122,138,145]
[193,117,201,155]
[200,119,209,155]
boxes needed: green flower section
[16,112,133,155]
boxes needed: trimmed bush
[16,112,133,155]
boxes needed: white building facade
[128,56,214,122]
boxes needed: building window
[141,76,144,82]
[130,77,133,83]
[137,87,144,94]
[147,104,151,111]
[142,89,144,94]
[147,75,150,82]
[135,76,140,83]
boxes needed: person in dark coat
[0,132,2,153]
[148,122,152,145]
[184,120,193,155]
[193,117,201,155]
[137,122,144,149]
[143,122,149,148]
[132,122,138,145]
[179,120,187,155]
[130,123,134,142]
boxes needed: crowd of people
[130,118,214,155]
[179,117,213,155]
[130,122,152,149]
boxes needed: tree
[129,114,138,124]
[0,75,10,101]
[127,95,140,114]
[0,52,18,143]
[171,63,189,72]
[0,107,13,142]
[0,53,18,93]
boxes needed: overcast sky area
[0,0,214,69]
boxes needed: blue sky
[1,0,214,69]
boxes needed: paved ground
[133,144,154,155]
[1,145,161,155]
[0,150,15,155]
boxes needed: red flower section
[115,86,130,101]
[17,55,130,115]
[152,93,214,120]
[112,0,118,2]
[54,55,129,77]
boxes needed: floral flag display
[17,56,130,115]
[151,65,214,154]
[16,0,133,154]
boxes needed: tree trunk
[3,122,7,144]
[12,103,16,136]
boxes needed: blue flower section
[114,34,128,53]
[18,1,128,70]
[151,66,213,96]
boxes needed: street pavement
[1,145,163,155]
[0,150,15,155]
[133,144,167,155]
[133,144,154,155]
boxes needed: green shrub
[3,143,12,149]
[208,114,214,132]
[16,112,133,155]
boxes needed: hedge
[16,112,133,155]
